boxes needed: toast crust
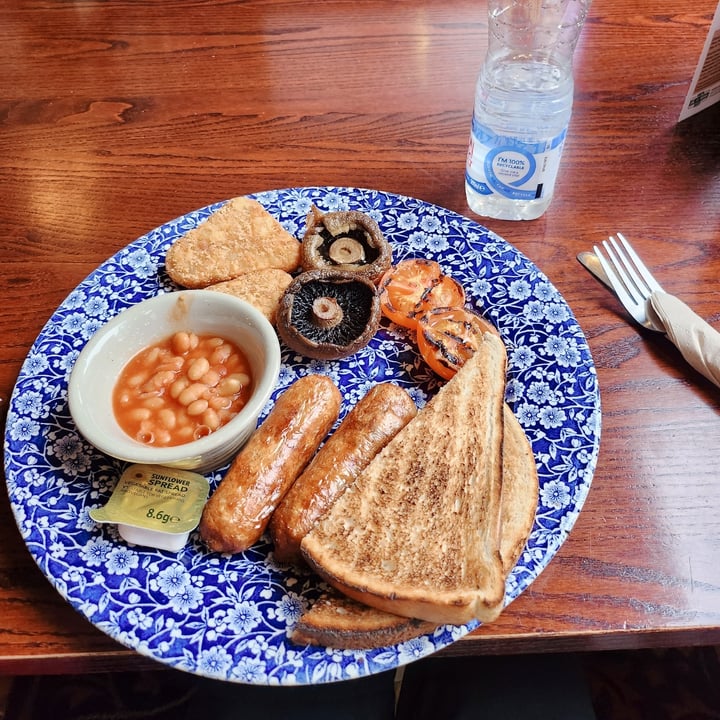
[301,333,508,626]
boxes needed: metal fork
[592,233,666,333]
[585,233,720,388]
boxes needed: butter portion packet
[90,464,209,552]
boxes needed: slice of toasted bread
[301,332,507,626]
[292,403,538,649]
[165,197,301,288]
[291,592,437,649]
[206,268,293,325]
[499,404,538,574]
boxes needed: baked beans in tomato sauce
[113,331,254,447]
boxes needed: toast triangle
[301,332,507,625]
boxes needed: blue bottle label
[466,118,567,201]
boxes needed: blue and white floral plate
[4,187,600,685]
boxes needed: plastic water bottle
[465,0,591,221]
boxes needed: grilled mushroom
[301,207,392,284]
[277,269,381,360]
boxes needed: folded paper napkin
[650,291,720,388]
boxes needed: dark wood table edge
[445,627,720,656]
[1,628,719,676]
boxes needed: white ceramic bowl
[68,290,281,473]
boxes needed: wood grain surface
[2,0,720,674]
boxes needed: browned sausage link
[270,382,417,564]
[199,374,341,554]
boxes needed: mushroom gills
[314,224,380,267]
[300,208,392,284]
[290,278,376,346]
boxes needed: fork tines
[594,233,663,306]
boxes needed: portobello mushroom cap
[277,269,381,360]
[301,206,392,284]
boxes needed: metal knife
[576,251,613,291]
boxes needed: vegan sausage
[199,374,341,554]
[270,382,417,564]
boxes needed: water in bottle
[465,0,591,221]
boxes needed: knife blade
[576,251,613,291]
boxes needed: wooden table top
[2,0,720,675]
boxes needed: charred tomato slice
[379,259,465,330]
[416,306,498,380]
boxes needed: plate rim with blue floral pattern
[3,186,601,686]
